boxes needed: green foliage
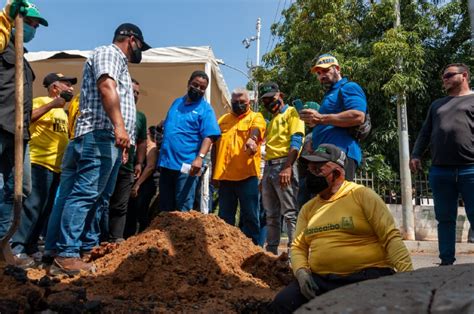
[257,0,472,179]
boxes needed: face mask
[129,40,142,64]
[231,102,248,116]
[60,90,74,102]
[309,175,329,195]
[187,85,204,102]
[13,23,36,43]
[264,98,281,114]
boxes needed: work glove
[6,0,28,21]
[295,268,320,300]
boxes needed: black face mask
[60,90,74,102]
[264,98,281,114]
[231,102,248,116]
[187,85,204,102]
[309,175,329,195]
[130,41,142,64]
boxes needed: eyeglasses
[442,72,463,80]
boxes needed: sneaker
[439,261,454,266]
[13,253,36,269]
[50,256,94,276]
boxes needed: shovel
[0,13,24,264]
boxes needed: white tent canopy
[25,46,231,125]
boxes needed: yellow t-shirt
[265,106,305,160]
[67,93,80,139]
[291,181,413,275]
[213,110,266,181]
[29,97,69,173]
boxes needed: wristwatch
[199,153,206,158]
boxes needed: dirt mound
[0,211,291,313]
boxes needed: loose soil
[0,211,292,313]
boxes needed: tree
[256,0,472,179]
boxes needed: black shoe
[439,261,453,266]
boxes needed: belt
[266,157,288,166]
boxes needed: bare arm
[299,108,365,128]
[189,137,213,176]
[131,145,157,198]
[97,75,129,149]
[31,98,65,122]
[134,138,147,178]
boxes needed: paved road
[411,253,473,269]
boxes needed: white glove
[295,268,319,299]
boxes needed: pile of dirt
[0,211,292,313]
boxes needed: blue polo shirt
[312,77,367,165]
[159,96,221,171]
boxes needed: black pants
[271,267,394,314]
[107,168,134,241]
[124,175,157,238]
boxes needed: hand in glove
[295,268,320,300]
[6,0,28,21]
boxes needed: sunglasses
[442,72,463,80]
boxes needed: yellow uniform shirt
[291,181,413,275]
[29,97,69,173]
[213,110,266,181]
[67,93,80,139]
[265,105,305,160]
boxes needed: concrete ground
[411,253,473,269]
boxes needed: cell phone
[292,99,304,111]
[305,101,320,111]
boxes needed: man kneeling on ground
[271,144,413,313]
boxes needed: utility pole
[394,0,415,240]
[242,18,262,110]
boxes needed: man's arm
[358,187,414,272]
[0,6,13,52]
[130,145,157,198]
[97,75,129,149]
[410,105,433,172]
[134,138,147,178]
[31,98,65,122]
[291,207,311,274]
[299,108,365,128]
[189,137,213,176]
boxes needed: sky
[24,0,291,93]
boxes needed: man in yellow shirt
[11,73,76,264]
[271,144,413,313]
[260,82,305,254]
[213,88,266,244]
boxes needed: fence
[353,171,463,206]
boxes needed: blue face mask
[12,23,36,43]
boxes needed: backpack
[337,81,371,141]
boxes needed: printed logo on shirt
[53,118,68,133]
[304,217,355,236]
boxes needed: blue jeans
[46,130,121,258]
[0,130,31,238]
[11,164,59,254]
[158,167,198,212]
[218,176,260,245]
[429,165,474,264]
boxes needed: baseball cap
[114,23,151,51]
[259,81,280,98]
[311,54,339,73]
[24,1,48,26]
[43,73,77,88]
[302,143,346,168]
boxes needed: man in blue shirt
[299,54,367,194]
[158,71,221,212]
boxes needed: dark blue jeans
[158,167,198,212]
[429,165,474,264]
[46,130,121,258]
[11,163,60,254]
[0,130,31,238]
[218,176,260,245]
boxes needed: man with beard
[271,144,413,313]
[158,71,221,212]
[260,82,305,255]
[299,54,367,196]
[213,88,266,244]
[47,23,150,275]
[410,63,474,266]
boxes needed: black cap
[114,23,151,51]
[43,73,77,88]
[302,144,346,168]
[259,81,280,98]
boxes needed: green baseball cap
[24,1,48,26]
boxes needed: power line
[264,0,282,56]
